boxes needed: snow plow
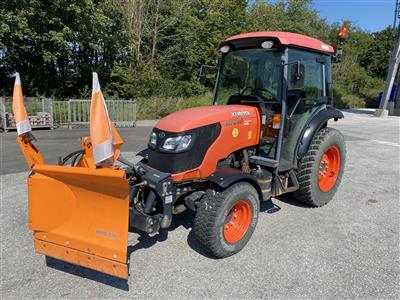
[15,73,130,278]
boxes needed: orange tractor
[15,31,348,279]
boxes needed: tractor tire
[193,182,259,258]
[294,127,346,207]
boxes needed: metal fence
[52,99,136,128]
[1,97,136,131]
[0,97,53,131]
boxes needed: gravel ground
[0,110,399,299]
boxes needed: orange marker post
[90,72,124,165]
[12,73,32,135]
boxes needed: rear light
[273,114,281,129]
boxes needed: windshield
[215,48,283,104]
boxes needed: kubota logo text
[231,111,250,117]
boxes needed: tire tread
[193,182,257,258]
[294,127,346,206]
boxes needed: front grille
[147,123,220,174]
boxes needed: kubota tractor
[16,31,348,279]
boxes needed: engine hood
[155,105,259,132]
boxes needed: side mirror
[199,64,217,85]
[290,62,305,88]
[199,65,207,85]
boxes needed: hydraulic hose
[60,150,84,165]
[71,151,83,166]
[129,185,138,204]
[144,190,156,214]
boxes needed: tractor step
[251,167,272,201]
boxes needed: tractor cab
[211,32,336,173]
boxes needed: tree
[0,0,387,109]
[0,0,126,97]
[246,0,330,41]
[360,26,394,79]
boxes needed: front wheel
[294,127,346,207]
[193,182,259,258]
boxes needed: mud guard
[19,136,131,279]
[296,106,344,159]
[208,167,265,201]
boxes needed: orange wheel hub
[223,200,252,244]
[318,146,341,192]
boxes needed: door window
[280,49,325,170]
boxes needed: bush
[340,94,366,108]
[136,93,212,120]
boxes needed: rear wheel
[193,182,259,258]
[294,127,346,207]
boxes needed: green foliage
[135,93,212,119]
[329,22,386,108]
[361,26,394,79]
[0,0,126,97]
[0,0,390,113]
[107,62,158,99]
[247,0,330,40]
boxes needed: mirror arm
[296,62,301,79]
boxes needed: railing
[1,98,136,131]
[65,99,136,128]
[52,101,69,126]
[0,97,53,132]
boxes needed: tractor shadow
[45,196,307,288]
[45,211,196,290]
[274,193,312,208]
[126,209,216,259]
[45,256,129,291]
[127,199,285,259]
[127,209,195,254]
[43,196,303,287]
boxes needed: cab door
[279,49,328,171]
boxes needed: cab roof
[225,31,334,54]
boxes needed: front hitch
[130,162,176,233]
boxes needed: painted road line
[345,139,400,147]
[369,140,400,148]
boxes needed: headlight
[161,135,192,152]
[149,132,157,148]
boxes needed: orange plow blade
[28,164,130,278]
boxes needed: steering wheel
[253,87,275,99]
[239,86,254,96]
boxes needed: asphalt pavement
[0,122,155,175]
[1,110,399,299]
